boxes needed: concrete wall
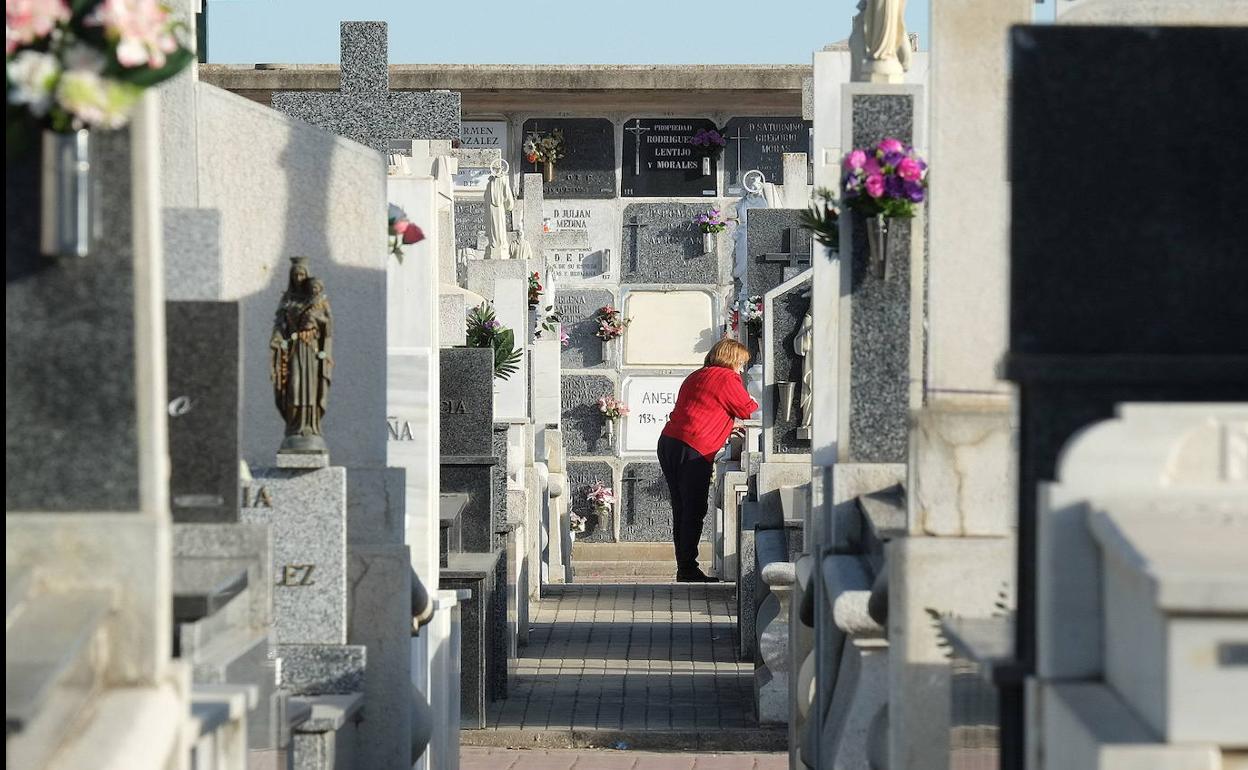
[172,82,388,469]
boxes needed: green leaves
[466,302,522,381]
[800,187,841,252]
[492,328,522,381]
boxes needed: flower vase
[701,156,712,176]
[604,418,615,445]
[41,129,98,258]
[703,231,715,254]
[864,214,892,280]
[542,161,555,183]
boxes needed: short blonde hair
[704,338,751,370]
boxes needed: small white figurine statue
[850,0,912,84]
[793,307,814,438]
[484,171,514,259]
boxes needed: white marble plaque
[622,375,686,453]
[622,290,717,367]
[543,201,616,284]
[460,121,507,149]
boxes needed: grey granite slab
[440,464,495,553]
[722,117,812,193]
[619,461,681,543]
[621,118,720,198]
[270,22,460,153]
[491,424,509,551]
[620,203,721,284]
[746,210,812,300]
[519,118,615,199]
[6,128,138,512]
[441,549,506,726]
[240,467,347,645]
[768,280,813,456]
[553,289,613,370]
[167,301,241,523]
[172,557,249,623]
[845,91,917,464]
[440,347,496,458]
[560,375,615,457]
[163,207,222,300]
[278,643,366,695]
[565,461,614,543]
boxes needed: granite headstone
[554,289,613,370]
[620,203,722,285]
[561,375,615,457]
[745,209,812,298]
[767,278,812,456]
[167,301,241,523]
[438,347,495,458]
[565,461,614,542]
[622,118,719,198]
[543,202,616,284]
[455,200,512,253]
[619,462,679,542]
[722,117,813,193]
[520,118,615,199]
[6,129,139,512]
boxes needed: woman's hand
[730,425,747,439]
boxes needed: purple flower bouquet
[841,137,928,218]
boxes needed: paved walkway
[462,747,788,769]
[464,583,783,753]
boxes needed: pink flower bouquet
[6,0,194,135]
[841,137,928,218]
[597,395,630,420]
[586,482,616,516]
[594,305,631,341]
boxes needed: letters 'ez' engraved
[241,486,273,508]
[278,564,316,586]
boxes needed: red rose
[402,224,425,244]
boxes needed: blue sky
[208,0,1055,65]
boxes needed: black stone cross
[724,124,747,184]
[759,228,812,269]
[622,215,650,272]
[270,22,461,154]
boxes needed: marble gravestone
[621,375,684,453]
[622,118,720,198]
[455,200,512,253]
[554,289,614,370]
[722,117,813,194]
[619,462,679,542]
[565,461,614,542]
[620,203,723,285]
[561,375,615,457]
[270,22,460,153]
[764,272,814,458]
[438,347,498,553]
[622,290,718,368]
[520,118,615,199]
[745,210,813,299]
[544,202,616,284]
[166,301,241,523]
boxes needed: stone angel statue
[270,257,334,453]
[793,306,814,440]
[849,0,912,83]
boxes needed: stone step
[570,542,712,562]
[571,561,681,577]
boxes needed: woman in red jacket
[658,338,759,582]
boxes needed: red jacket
[661,366,759,460]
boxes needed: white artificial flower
[56,69,140,129]
[6,50,60,116]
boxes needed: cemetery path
[464,583,785,752]
[462,747,789,769]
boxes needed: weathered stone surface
[278,643,366,695]
[619,462,678,542]
[520,118,615,199]
[543,201,616,284]
[722,117,812,194]
[622,118,720,198]
[561,375,615,457]
[454,200,512,252]
[167,301,241,523]
[566,461,613,542]
[554,289,613,370]
[620,203,722,285]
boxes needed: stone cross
[270,22,461,154]
[624,120,651,176]
[760,227,812,269]
[724,124,747,184]
[622,215,650,272]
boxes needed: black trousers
[657,435,713,571]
